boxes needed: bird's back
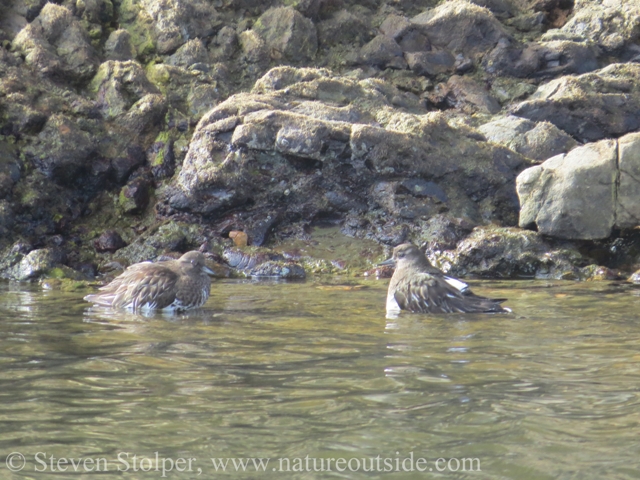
[393,272,508,314]
[84,262,181,311]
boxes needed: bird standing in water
[379,243,510,314]
[84,251,215,312]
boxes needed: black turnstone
[379,243,510,314]
[84,251,215,312]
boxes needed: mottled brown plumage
[380,243,510,314]
[84,251,214,312]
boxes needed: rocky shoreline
[1,0,639,284]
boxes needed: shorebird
[84,251,215,312]
[379,243,510,314]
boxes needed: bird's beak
[377,258,395,267]
[202,265,216,275]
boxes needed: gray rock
[431,226,586,279]
[411,0,509,59]
[249,261,306,279]
[478,115,578,161]
[469,0,514,18]
[616,132,640,229]
[94,230,127,253]
[512,63,640,142]
[13,3,98,81]
[210,26,237,60]
[105,29,136,61]
[561,1,640,52]
[379,14,412,40]
[24,115,95,184]
[239,29,269,67]
[168,39,210,67]
[517,140,617,240]
[317,9,372,48]
[2,248,65,281]
[122,94,167,134]
[483,38,599,78]
[433,75,501,114]
[253,6,317,63]
[406,50,455,77]
[359,35,406,69]
[90,60,159,120]
[118,0,218,55]
[146,63,226,119]
[117,174,152,214]
[63,0,114,25]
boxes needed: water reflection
[0,279,639,479]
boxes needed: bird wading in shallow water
[84,251,215,312]
[379,243,510,315]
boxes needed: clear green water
[1,278,640,479]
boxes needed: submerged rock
[249,260,306,279]
[430,226,586,280]
[222,247,305,279]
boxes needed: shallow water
[1,278,640,479]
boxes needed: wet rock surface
[1,0,640,282]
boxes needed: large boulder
[158,67,530,245]
[616,132,640,229]
[511,63,640,142]
[516,140,618,239]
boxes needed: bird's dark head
[179,251,215,275]
[392,243,425,265]
[378,243,431,269]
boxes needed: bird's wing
[92,264,180,310]
[395,273,506,314]
[443,276,469,293]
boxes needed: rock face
[517,139,619,240]
[512,64,640,143]
[2,0,640,281]
[159,67,529,245]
